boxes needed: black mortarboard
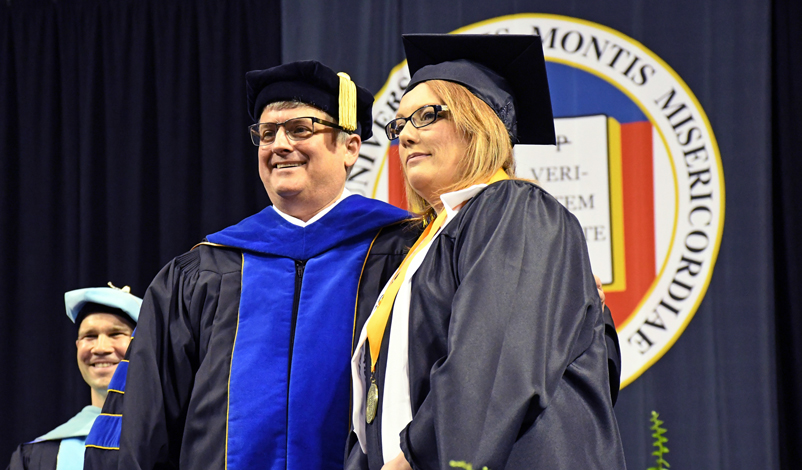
[246,60,375,141]
[403,34,556,145]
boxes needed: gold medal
[366,379,379,424]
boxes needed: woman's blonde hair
[404,80,516,218]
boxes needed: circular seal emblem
[346,14,725,387]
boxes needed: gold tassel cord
[337,72,357,132]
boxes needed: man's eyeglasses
[384,104,449,141]
[249,116,348,146]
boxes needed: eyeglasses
[249,116,348,146]
[384,104,449,141]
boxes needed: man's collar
[205,194,409,260]
[271,189,353,227]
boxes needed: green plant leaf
[648,411,670,470]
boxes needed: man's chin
[267,187,308,207]
[87,367,118,386]
[265,180,304,198]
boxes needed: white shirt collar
[439,183,489,221]
[271,188,353,227]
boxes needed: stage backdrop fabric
[0,0,277,460]
[1,0,800,469]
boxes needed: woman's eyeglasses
[384,105,449,141]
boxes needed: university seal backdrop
[345,14,725,388]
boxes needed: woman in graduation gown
[349,34,627,470]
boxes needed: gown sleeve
[84,249,205,470]
[121,249,207,469]
[6,441,59,470]
[604,305,622,405]
[400,181,611,470]
[6,443,27,470]
[5,445,24,470]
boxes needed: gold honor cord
[363,169,509,423]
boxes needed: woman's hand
[381,452,412,470]
[594,274,606,309]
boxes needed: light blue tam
[64,283,143,324]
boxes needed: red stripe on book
[606,121,657,327]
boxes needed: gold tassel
[337,72,357,132]
[107,281,131,293]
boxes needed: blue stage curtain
[772,0,802,468]
[0,0,278,459]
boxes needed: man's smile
[274,162,307,169]
[90,362,118,369]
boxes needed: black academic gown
[7,442,59,470]
[84,196,411,470]
[353,180,626,470]
[8,405,100,470]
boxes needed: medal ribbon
[365,169,510,372]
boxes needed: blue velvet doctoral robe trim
[84,414,121,450]
[107,360,128,393]
[206,196,408,470]
[84,361,128,449]
[84,329,135,451]
[85,360,128,450]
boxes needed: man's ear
[343,133,361,168]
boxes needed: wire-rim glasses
[249,116,349,147]
[384,104,449,141]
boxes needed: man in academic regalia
[6,284,141,470]
[83,61,414,470]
